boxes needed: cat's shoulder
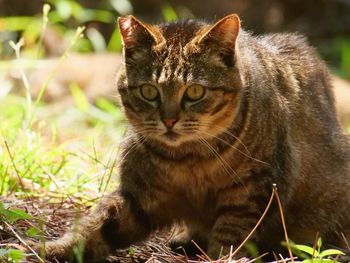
[252,31,313,55]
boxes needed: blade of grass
[36,3,51,58]
[3,140,28,200]
[9,39,32,127]
[35,26,85,105]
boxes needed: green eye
[140,84,158,101]
[186,84,205,101]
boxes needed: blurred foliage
[0,0,131,57]
[319,37,350,80]
[0,0,349,80]
[0,1,127,199]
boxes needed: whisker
[198,130,268,165]
[198,121,252,156]
[117,135,148,167]
[196,135,247,191]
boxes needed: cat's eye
[185,84,205,101]
[140,84,159,101]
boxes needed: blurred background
[1,0,350,74]
[0,0,350,71]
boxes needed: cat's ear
[197,14,240,50]
[118,15,165,48]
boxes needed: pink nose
[162,118,178,129]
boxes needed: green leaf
[86,27,106,52]
[70,82,89,112]
[2,208,32,223]
[55,0,73,20]
[162,3,177,22]
[244,241,260,260]
[129,247,135,257]
[5,249,25,263]
[0,201,5,211]
[110,0,133,15]
[96,98,120,115]
[72,240,85,263]
[26,227,40,237]
[293,244,318,257]
[319,249,345,258]
[107,28,122,52]
[0,17,38,31]
[317,237,323,250]
[302,259,335,263]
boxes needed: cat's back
[239,29,350,184]
[240,30,338,127]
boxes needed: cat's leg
[168,222,209,256]
[206,205,263,259]
[38,191,157,262]
[168,222,191,250]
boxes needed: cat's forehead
[158,20,206,46]
[148,21,209,85]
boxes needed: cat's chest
[153,155,234,200]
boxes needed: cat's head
[116,14,243,147]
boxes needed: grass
[0,43,126,263]
[0,93,124,198]
[0,8,127,260]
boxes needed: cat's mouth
[163,130,180,140]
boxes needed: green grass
[0,93,125,198]
[0,54,125,263]
[0,4,127,261]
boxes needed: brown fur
[38,14,350,262]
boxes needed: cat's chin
[163,130,180,140]
[152,131,191,148]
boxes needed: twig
[311,232,320,258]
[341,232,350,252]
[272,251,279,262]
[191,240,211,261]
[247,252,268,263]
[0,243,26,250]
[4,221,44,263]
[278,253,287,263]
[273,184,294,263]
[230,186,276,258]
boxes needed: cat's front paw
[24,240,72,262]
[25,238,107,263]
[168,225,208,257]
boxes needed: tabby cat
[38,14,350,262]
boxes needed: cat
[35,14,350,262]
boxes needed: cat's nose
[162,118,178,129]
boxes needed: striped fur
[40,14,350,262]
